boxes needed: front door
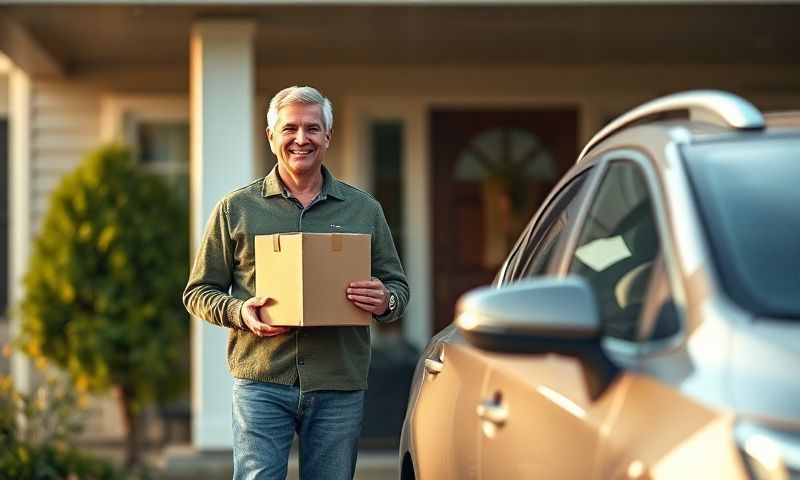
[431,108,578,332]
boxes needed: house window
[370,121,404,262]
[134,121,189,205]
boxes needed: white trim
[405,103,432,350]
[99,94,188,143]
[191,413,235,450]
[9,66,32,394]
[190,329,234,450]
[189,19,256,451]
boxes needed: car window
[568,161,661,341]
[501,171,589,285]
[683,137,800,319]
[496,216,535,286]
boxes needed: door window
[568,161,661,341]
[370,121,404,264]
[501,170,590,285]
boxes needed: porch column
[8,65,32,394]
[189,20,256,450]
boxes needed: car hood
[729,318,800,427]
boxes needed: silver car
[400,91,800,480]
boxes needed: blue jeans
[231,379,365,480]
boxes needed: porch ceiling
[1,4,799,75]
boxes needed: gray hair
[267,85,334,133]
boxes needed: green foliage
[0,445,120,480]
[18,145,189,412]
[0,374,146,480]
[0,374,83,449]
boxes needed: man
[183,85,409,480]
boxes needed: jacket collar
[261,165,344,201]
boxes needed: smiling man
[183,86,409,480]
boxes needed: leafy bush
[17,145,189,465]
[0,373,141,480]
[0,374,82,448]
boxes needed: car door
[410,168,592,479]
[478,168,608,479]
[567,156,741,479]
[478,156,697,480]
[410,332,492,480]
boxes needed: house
[2,0,800,454]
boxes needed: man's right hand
[241,296,291,337]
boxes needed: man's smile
[289,147,314,156]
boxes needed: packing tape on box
[273,234,281,252]
[331,234,342,252]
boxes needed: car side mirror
[455,276,617,400]
[455,276,600,353]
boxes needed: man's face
[267,103,331,179]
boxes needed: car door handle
[424,359,444,374]
[476,399,508,426]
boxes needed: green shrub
[17,145,189,465]
[0,374,143,480]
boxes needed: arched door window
[455,127,556,267]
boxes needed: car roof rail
[577,90,765,161]
[765,111,800,128]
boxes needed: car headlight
[735,421,800,480]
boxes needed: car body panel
[730,318,800,426]
[478,352,603,479]
[411,341,491,479]
[596,373,745,480]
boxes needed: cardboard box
[255,233,371,326]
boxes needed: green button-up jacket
[183,165,409,391]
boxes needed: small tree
[18,145,189,466]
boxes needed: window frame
[101,95,192,207]
[495,164,595,287]
[513,170,592,281]
[101,95,188,154]
[557,149,687,357]
[131,120,190,177]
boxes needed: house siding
[30,82,101,229]
[25,82,127,442]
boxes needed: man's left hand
[347,278,390,315]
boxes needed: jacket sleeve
[371,204,410,323]
[183,199,245,330]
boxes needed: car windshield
[683,136,800,319]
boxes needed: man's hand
[347,278,390,315]
[241,296,291,337]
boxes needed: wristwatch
[387,291,397,313]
